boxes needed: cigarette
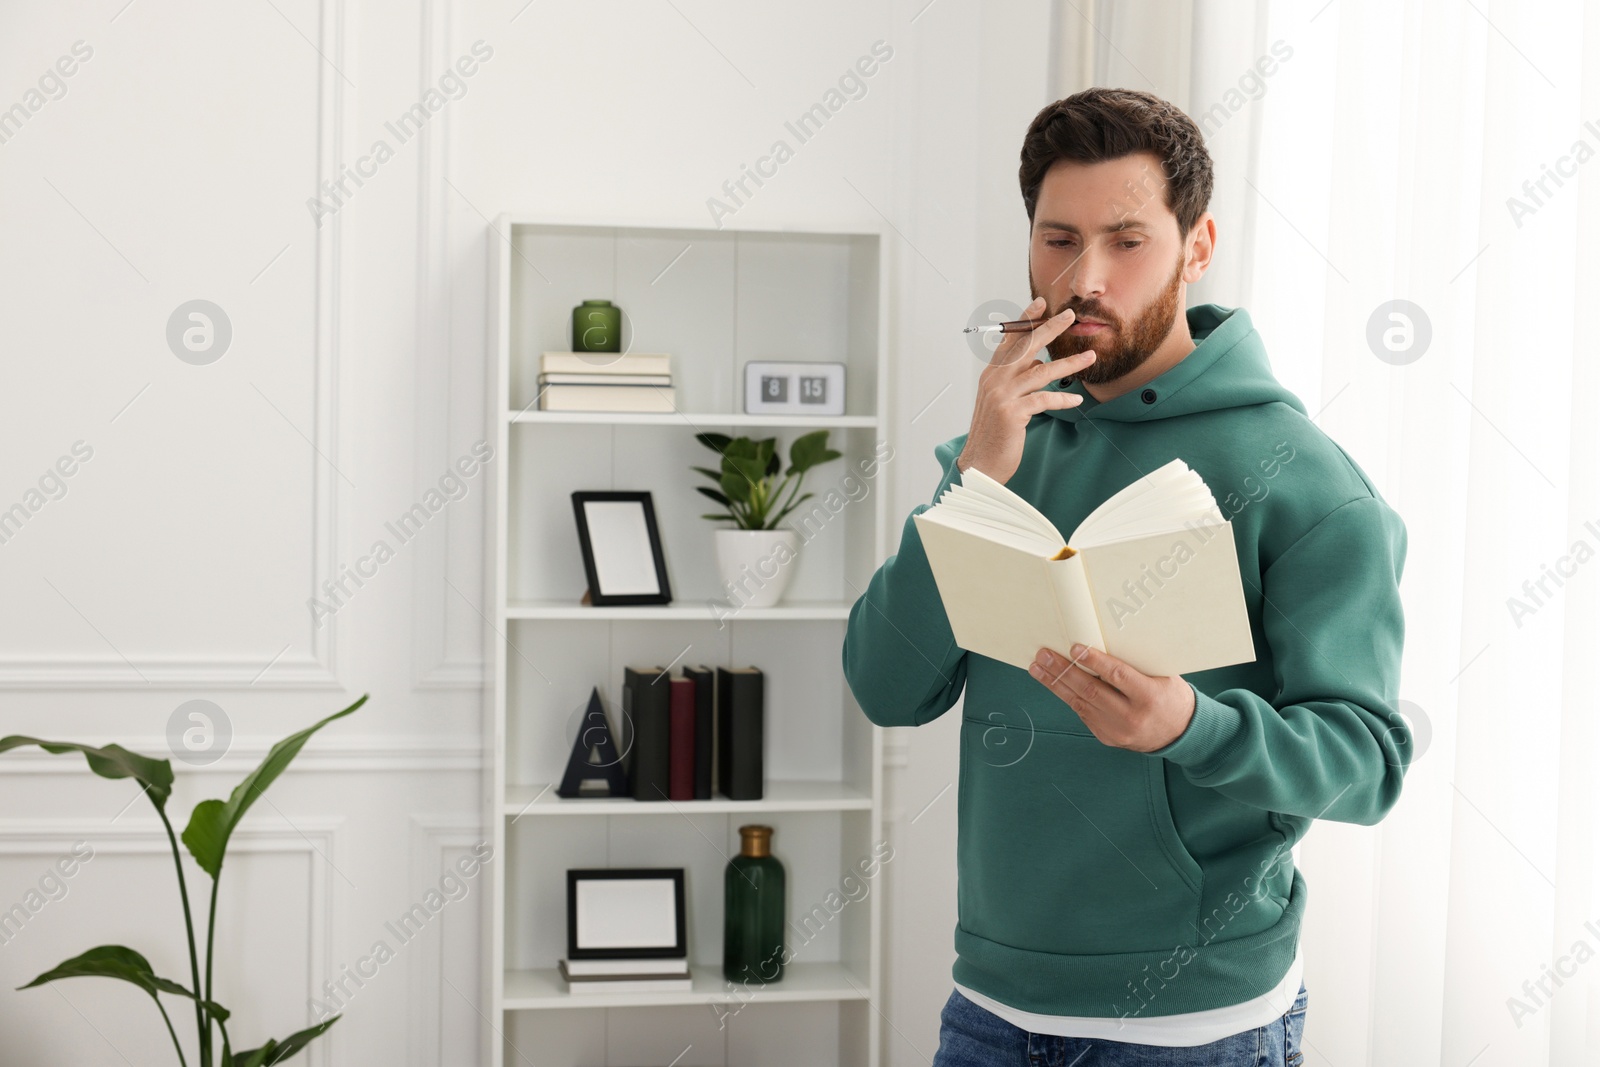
[962,317,1048,335]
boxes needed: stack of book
[622,665,765,803]
[537,351,676,412]
[557,954,692,994]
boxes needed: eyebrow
[1035,219,1151,235]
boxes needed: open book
[912,458,1256,678]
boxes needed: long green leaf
[181,696,367,880]
[690,465,726,485]
[0,738,172,813]
[232,1018,340,1067]
[695,486,731,507]
[19,944,229,1019]
[694,432,732,454]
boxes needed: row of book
[558,954,691,993]
[625,664,765,802]
[537,350,677,413]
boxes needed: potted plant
[0,695,367,1066]
[692,430,841,608]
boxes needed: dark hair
[1019,87,1213,237]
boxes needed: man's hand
[1028,643,1196,752]
[956,296,1096,486]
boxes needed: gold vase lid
[738,824,774,858]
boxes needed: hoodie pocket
[958,714,1204,956]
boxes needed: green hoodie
[842,304,1410,1018]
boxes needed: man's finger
[993,305,1075,369]
[1018,306,1078,365]
[1032,645,1128,715]
[1022,346,1094,389]
[1067,643,1141,695]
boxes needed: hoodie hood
[1042,304,1306,423]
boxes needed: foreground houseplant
[692,430,842,607]
[0,694,368,1066]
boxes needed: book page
[1069,459,1222,548]
[915,513,1089,670]
[1081,503,1226,548]
[933,466,1064,547]
[1076,522,1256,677]
[916,507,1060,558]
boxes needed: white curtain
[1053,1,1600,1063]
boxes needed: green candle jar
[724,824,786,985]
[571,299,621,352]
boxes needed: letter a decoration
[556,687,631,798]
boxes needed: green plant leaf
[725,453,768,490]
[19,944,230,1019]
[719,469,750,504]
[699,512,737,522]
[691,465,726,485]
[232,1017,340,1067]
[723,435,761,459]
[0,738,172,813]
[788,429,841,475]
[695,486,731,507]
[694,432,733,454]
[182,696,367,880]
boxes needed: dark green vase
[571,298,621,352]
[724,824,786,985]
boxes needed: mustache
[1059,304,1116,326]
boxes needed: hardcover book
[715,667,764,801]
[683,665,715,799]
[668,675,695,801]
[622,666,672,801]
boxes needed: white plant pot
[715,529,800,609]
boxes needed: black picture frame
[566,867,687,960]
[570,491,672,606]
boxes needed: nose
[1065,242,1108,304]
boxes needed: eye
[1045,239,1073,249]
[1118,240,1142,250]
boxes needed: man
[842,87,1411,1062]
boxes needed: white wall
[0,0,1054,1063]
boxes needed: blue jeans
[930,983,1307,1066]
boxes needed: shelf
[503,961,869,1010]
[507,409,877,428]
[504,779,872,816]
[505,600,853,621]
[488,219,886,1058]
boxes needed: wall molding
[0,0,349,691]
[407,0,486,693]
[407,815,485,1067]
[0,817,340,1067]
[415,660,486,690]
[0,736,482,775]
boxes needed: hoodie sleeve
[1145,494,1411,826]
[842,437,970,728]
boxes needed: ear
[1182,211,1217,283]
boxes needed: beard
[1034,252,1186,385]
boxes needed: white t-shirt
[951,943,1303,1048]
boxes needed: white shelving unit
[482,217,891,1067]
